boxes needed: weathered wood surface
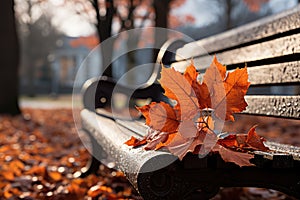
[247,61,300,85]
[116,118,148,137]
[171,33,300,71]
[81,109,176,191]
[265,141,300,161]
[244,95,300,118]
[170,60,300,86]
[175,6,300,61]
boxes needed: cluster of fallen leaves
[0,108,139,199]
[126,56,270,167]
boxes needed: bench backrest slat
[174,6,300,61]
[171,32,300,72]
[247,62,300,86]
[169,61,300,86]
[244,96,300,118]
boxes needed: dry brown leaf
[167,132,205,160]
[203,56,250,121]
[160,66,199,119]
[125,56,268,166]
[246,126,269,151]
[124,136,147,147]
[137,102,179,132]
[213,144,255,167]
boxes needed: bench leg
[77,155,101,178]
[74,129,104,178]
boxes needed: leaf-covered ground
[0,108,140,199]
[0,108,299,199]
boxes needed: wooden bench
[79,6,300,199]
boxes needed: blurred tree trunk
[92,0,115,77]
[153,0,171,61]
[0,0,21,115]
[91,0,171,78]
[225,0,232,30]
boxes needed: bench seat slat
[171,32,300,72]
[265,141,300,160]
[244,95,300,118]
[82,106,300,198]
[116,119,148,137]
[174,6,300,60]
[81,109,177,191]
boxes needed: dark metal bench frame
[79,6,300,199]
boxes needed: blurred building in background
[19,35,101,95]
[50,35,101,95]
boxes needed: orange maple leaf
[218,126,269,152]
[218,134,240,149]
[124,56,265,166]
[124,136,147,147]
[212,144,255,167]
[154,132,176,150]
[160,66,199,120]
[166,132,203,160]
[246,126,269,151]
[137,102,179,133]
[184,63,211,109]
[183,63,198,84]
[144,129,169,150]
[203,56,250,121]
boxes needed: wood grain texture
[169,60,300,86]
[81,109,177,190]
[265,141,300,161]
[247,61,300,85]
[244,95,300,118]
[171,33,300,71]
